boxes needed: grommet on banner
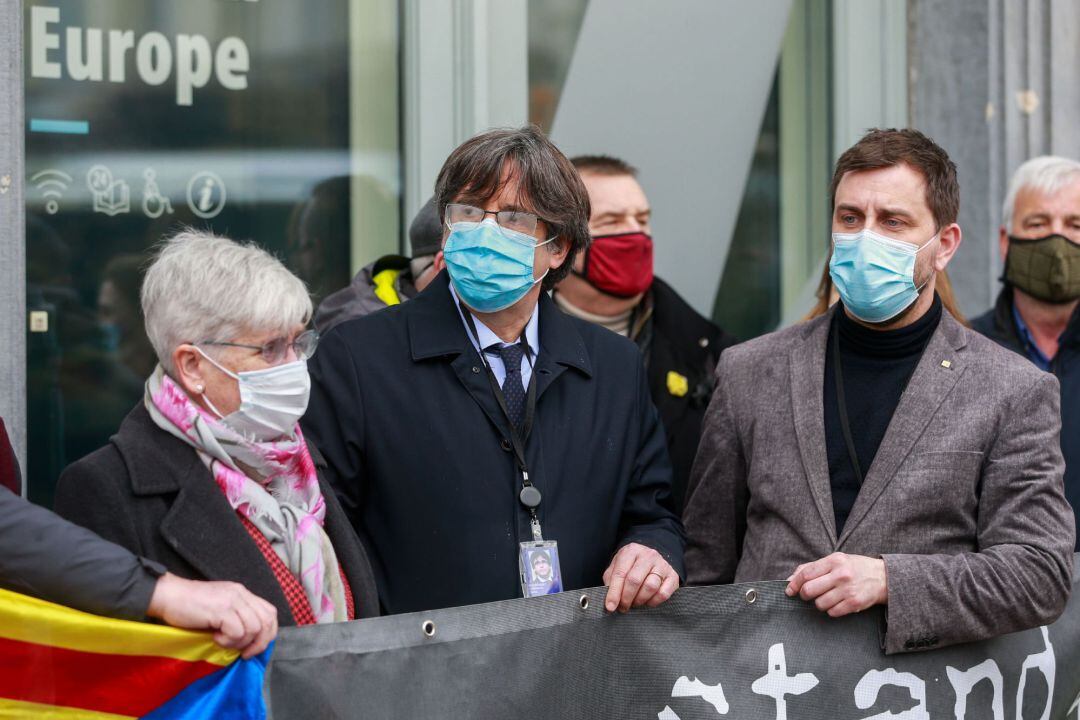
[579,595,589,611]
[421,620,436,637]
[745,589,757,604]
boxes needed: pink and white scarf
[145,365,346,624]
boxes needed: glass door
[24,0,400,506]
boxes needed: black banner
[266,561,1080,719]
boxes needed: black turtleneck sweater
[823,296,943,535]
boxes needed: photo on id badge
[520,542,562,597]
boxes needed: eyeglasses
[445,203,552,241]
[200,329,319,364]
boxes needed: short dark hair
[531,550,551,566]
[570,154,638,177]
[434,126,591,290]
[830,128,959,229]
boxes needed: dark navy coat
[972,288,1080,550]
[302,271,684,615]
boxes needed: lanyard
[830,315,934,486]
[459,302,545,541]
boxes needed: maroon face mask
[577,231,654,298]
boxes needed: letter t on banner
[751,644,819,720]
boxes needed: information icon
[186,171,226,219]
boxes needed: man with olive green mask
[972,155,1080,548]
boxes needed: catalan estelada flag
[0,586,269,719]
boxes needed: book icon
[87,165,130,216]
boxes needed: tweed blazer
[684,305,1075,654]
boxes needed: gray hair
[141,229,312,374]
[1002,155,1080,230]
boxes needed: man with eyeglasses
[303,127,684,615]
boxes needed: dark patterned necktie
[495,343,527,430]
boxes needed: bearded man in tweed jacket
[684,129,1074,654]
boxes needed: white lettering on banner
[946,659,1004,720]
[750,644,819,720]
[29,6,251,107]
[1015,627,1054,720]
[854,669,929,720]
[653,625,1063,717]
[671,676,728,714]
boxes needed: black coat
[971,289,1080,549]
[54,404,380,625]
[642,278,737,510]
[302,272,684,615]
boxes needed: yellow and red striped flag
[0,586,267,719]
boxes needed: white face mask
[196,348,311,442]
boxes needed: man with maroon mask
[553,155,737,510]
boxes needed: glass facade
[527,1,834,340]
[527,0,588,132]
[15,1,850,503]
[24,0,399,505]
[712,80,783,340]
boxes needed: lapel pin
[941,360,952,369]
[666,371,689,398]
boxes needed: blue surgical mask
[829,228,939,324]
[443,219,553,313]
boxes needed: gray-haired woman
[56,230,379,626]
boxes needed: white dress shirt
[449,283,540,389]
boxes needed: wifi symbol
[31,169,73,215]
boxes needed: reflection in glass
[528,0,590,131]
[712,78,782,341]
[24,0,398,505]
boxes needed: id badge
[519,540,562,598]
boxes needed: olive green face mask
[1004,234,1080,303]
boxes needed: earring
[195,385,204,394]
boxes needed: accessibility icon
[142,168,173,219]
[87,165,130,216]
[186,171,226,219]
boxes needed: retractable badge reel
[518,485,562,598]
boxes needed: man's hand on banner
[784,553,888,617]
[603,543,680,613]
[148,573,279,658]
